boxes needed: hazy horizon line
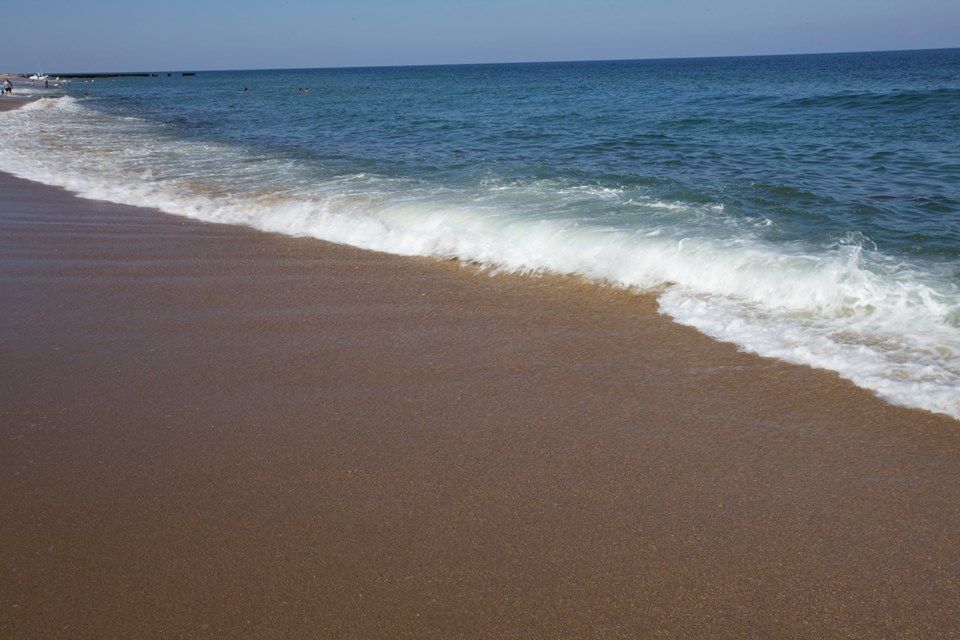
[17,44,960,76]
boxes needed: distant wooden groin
[44,72,199,79]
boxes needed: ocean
[2,48,959,418]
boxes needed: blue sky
[3,0,959,72]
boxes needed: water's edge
[2,72,959,420]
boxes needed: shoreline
[2,153,960,633]
[2,95,957,420]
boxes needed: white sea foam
[2,96,959,419]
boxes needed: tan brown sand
[1,168,959,639]
[0,98,31,112]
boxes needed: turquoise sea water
[2,49,959,417]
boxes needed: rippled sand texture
[2,172,959,639]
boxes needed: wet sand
[1,168,959,639]
[0,98,32,112]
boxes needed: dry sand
[1,165,959,639]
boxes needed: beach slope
[1,171,959,638]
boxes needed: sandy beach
[1,160,959,639]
